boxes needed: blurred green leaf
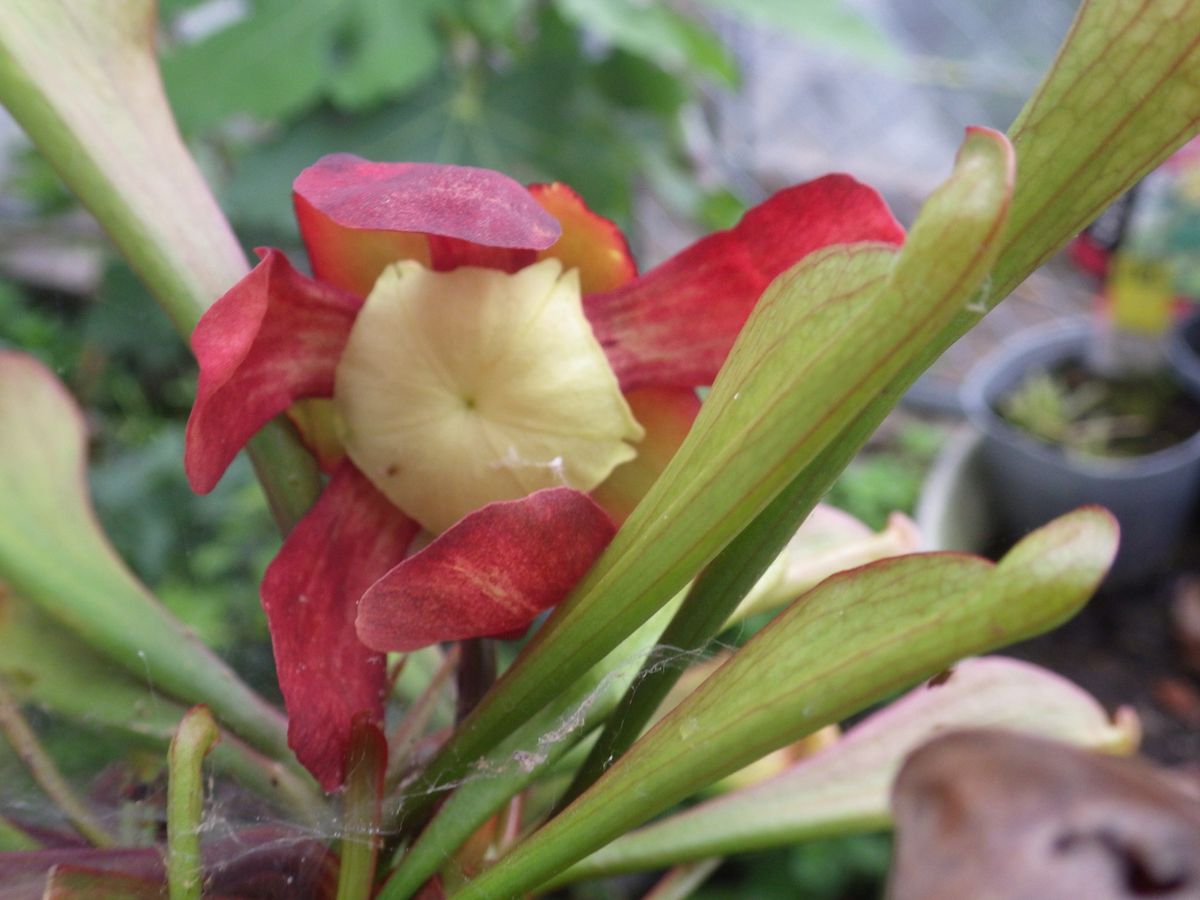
[162,0,340,133]
[594,51,689,116]
[458,509,1119,897]
[162,0,442,130]
[554,0,738,86]
[694,0,899,64]
[0,280,81,373]
[225,9,659,235]
[326,0,441,111]
[461,0,533,42]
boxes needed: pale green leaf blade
[453,508,1118,898]
[0,581,185,743]
[555,656,1138,884]
[993,0,1200,298]
[410,128,1014,811]
[0,353,289,761]
[0,580,322,819]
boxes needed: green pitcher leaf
[408,128,1013,810]
[770,0,1200,571]
[0,580,187,744]
[0,353,288,762]
[0,0,244,335]
[553,656,1138,884]
[0,0,322,531]
[453,508,1119,898]
[0,580,323,820]
[993,0,1200,298]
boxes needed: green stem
[336,720,387,900]
[0,679,114,847]
[248,422,324,535]
[167,706,221,900]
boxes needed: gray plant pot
[960,321,1200,585]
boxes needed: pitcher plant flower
[184,153,904,788]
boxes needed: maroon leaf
[0,826,336,899]
[890,729,1200,900]
[184,249,362,493]
[583,175,905,391]
[262,465,418,790]
[357,488,615,652]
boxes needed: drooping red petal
[583,175,906,391]
[293,154,562,296]
[530,182,637,294]
[591,387,701,524]
[184,249,362,494]
[356,488,615,653]
[262,465,419,790]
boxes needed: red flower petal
[293,154,562,296]
[184,249,362,494]
[583,175,905,391]
[530,182,637,294]
[356,488,615,652]
[262,465,419,790]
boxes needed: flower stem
[336,719,387,900]
[167,706,220,900]
[0,678,114,847]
